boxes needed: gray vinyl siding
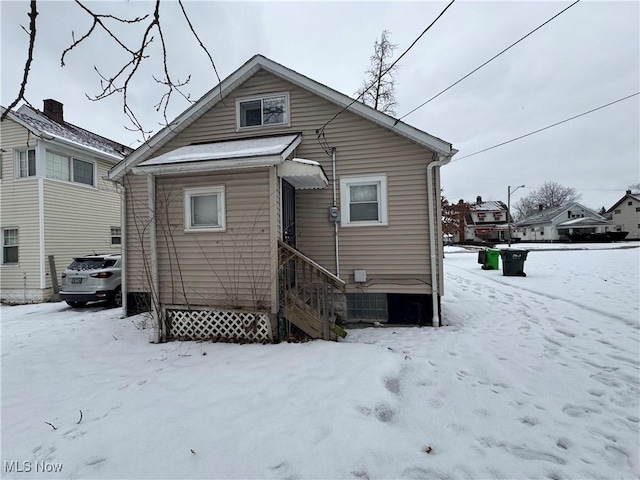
[153,69,440,295]
[154,170,272,310]
[0,119,41,297]
[42,158,121,291]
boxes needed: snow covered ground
[2,246,638,479]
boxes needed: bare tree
[513,181,581,220]
[355,30,398,115]
[628,183,640,194]
[442,195,469,241]
[1,0,222,140]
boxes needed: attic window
[237,93,289,129]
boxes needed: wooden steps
[284,295,347,341]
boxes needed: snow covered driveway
[1,246,638,479]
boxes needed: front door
[282,180,296,246]
[282,180,296,286]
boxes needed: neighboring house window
[184,186,226,232]
[628,201,633,206]
[16,149,36,178]
[46,151,95,186]
[110,227,122,246]
[236,93,289,128]
[614,209,621,214]
[636,207,640,212]
[2,228,18,264]
[340,175,388,226]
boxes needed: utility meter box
[354,269,367,283]
[329,206,340,222]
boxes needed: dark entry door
[282,180,296,247]
[282,180,296,286]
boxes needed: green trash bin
[482,249,500,270]
[500,249,529,277]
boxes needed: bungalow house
[460,196,510,243]
[108,54,456,343]
[606,190,640,240]
[0,100,132,303]
[515,202,613,242]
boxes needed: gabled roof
[109,54,456,181]
[470,200,507,213]
[2,105,132,162]
[606,192,640,212]
[516,202,604,226]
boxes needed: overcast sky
[2,1,638,210]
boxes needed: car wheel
[111,287,122,308]
[66,301,87,308]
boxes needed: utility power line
[316,0,456,146]
[395,0,581,124]
[451,92,639,162]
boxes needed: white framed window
[2,228,19,264]
[46,151,95,187]
[340,174,388,227]
[236,93,289,129]
[184,186,226,232]
[110,227,122,246]
[16,149,36,178]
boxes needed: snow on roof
[139,134,300,167]
[11,106,132,160]
[291,157,320,166]
[471,200,507,212]
[557,217,611,227]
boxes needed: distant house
[606,190,640,240]
[108,54,457,342]
[459,196,510,243]
[0,100,132,303]
[515,203,613,242]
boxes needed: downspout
[148,174,160,343]
[426,152,452,327]
[120,184,127,317]
[332,147,340,277]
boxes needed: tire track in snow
[445,262,635,326]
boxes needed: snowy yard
[2,245,638,479]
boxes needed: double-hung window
[340,175,388,226]
[46,151,95,186]
[237,93,289,129]
[16,149,36,178]
[2,228,19,264]
[110,227,122,247]
[184,186,226,232]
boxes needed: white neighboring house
[515,202,613,242]
[461,196,510,243]
[0,100,132,303]
[606,190,640,240]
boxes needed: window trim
[1,227,19,266]
[340,174,388,227]
[14,148,37,179]
[235,92,290,131]
[45,150,97,188]
[184,186,226,232]
[110,226,122,247]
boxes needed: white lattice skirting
[166,307,272,343]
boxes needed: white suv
[59,254,122,308]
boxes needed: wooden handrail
[278,241,346,293]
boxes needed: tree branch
[1,0,37,121]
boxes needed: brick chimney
[626,189,632,194]
[43,99,64,123]
[476,195,482,204]
[538,204,544,211]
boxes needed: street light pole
[507,184,525,247]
